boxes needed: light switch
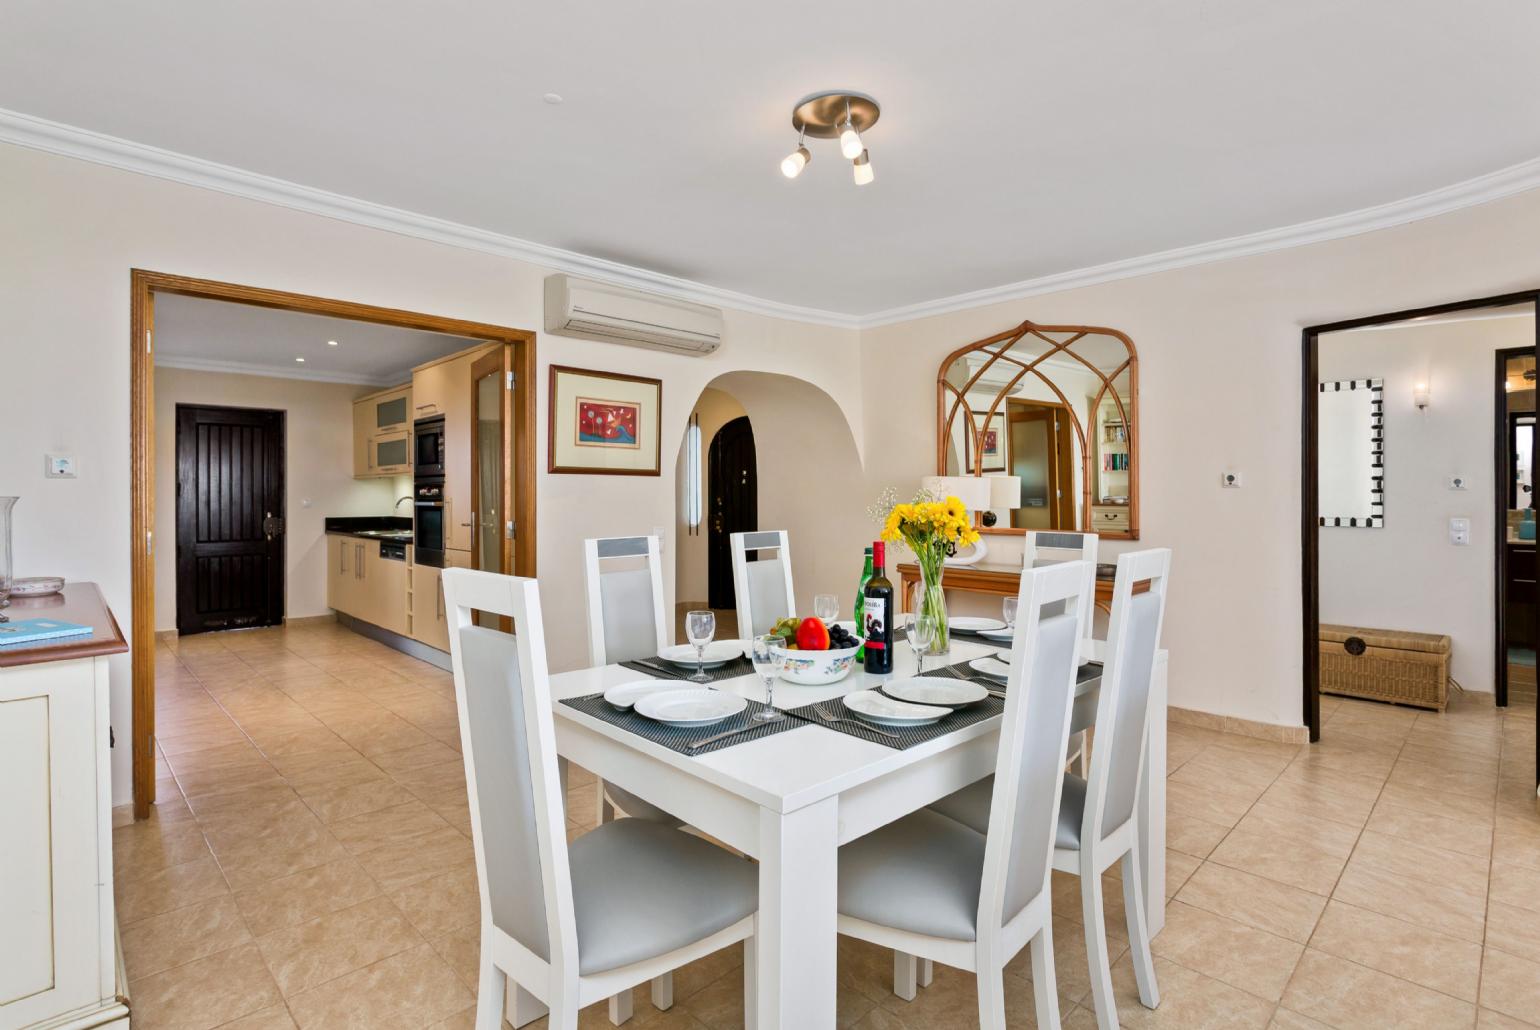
[1449,475,1468,491]
[44,453,76,478]
[1450,518,1470,545]
[1220,471,1242,489]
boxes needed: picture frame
[548,365,663,475]
[966,410,1007,473]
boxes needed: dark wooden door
[175,405,285,635]
[707,416,757,610]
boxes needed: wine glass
[1002,595,1019,635]
[749,635,787,723]
[813,593,839,625]
[685,609,716,684]
[906,585,937,675]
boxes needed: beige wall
[0,141,862,804]
[152,367,405,631]
[861,188,1540,730]
[674,387,747,608]
[1318,316,1533,692]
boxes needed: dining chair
[581,535,683,828]
[928,548,1172,1030]
[442,567,759,1030]
[729,529,796,637]
[1025,529,1099,775]
[837,559,1092,1030]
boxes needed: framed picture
[966,410,1007,473]
[548,365,662,475]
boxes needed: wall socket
[1449,475,1468,491]
[44,453,77,478]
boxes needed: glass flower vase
[0,496,16,611]
[916,550,950,659]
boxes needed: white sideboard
[0,584,129,1030]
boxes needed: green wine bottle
[854,546,874,661]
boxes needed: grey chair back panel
[739,531,783,550]
[1036,532,1089,551]
[1098,590,1163,838]
[999,610,1080,923]
[745,558,790,636]
[595,536,650,559]
[600,567,658,664]
[458,625,551,961]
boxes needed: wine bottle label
[864,597,887,650]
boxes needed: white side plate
[659,641,744,667]
[978,627,1015,641]
[635,688,748,727]
[842,689,949,727]
[968,656,1012,681]
[603,679,682,711]
[882,676,989,708]
[949,616,1006,632]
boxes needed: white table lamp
[920,475,994,565]
[985,475,1021,528]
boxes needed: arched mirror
[936,320,1139,539]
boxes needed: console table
[896,559,1129,614]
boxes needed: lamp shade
[987,475,1022,510]
[920,475,992,511]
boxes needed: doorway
[174,404,285,635]
[1007,399,1076,529]
[1498,347,1537,706]
[707,415,757,610]
[129,269,537,819]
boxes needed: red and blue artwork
[576,398,640,448]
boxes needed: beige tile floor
[116,621,1540,1029]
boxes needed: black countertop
[324,515,412,541]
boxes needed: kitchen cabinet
[0,584,130,1030]
[327,534,359,615]
[352,384,412,479]
[409,548,471,652]
[327,534,408,636]
[412,348,490,552]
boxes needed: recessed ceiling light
[542,92,564,105]
[327,339,339,346]
[295,357,306,363]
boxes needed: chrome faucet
[394,495,412,512]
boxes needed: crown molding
[154,354,398,387]
[3,106,1538,334]
[856,155,1540,328]
[0,107,862,330]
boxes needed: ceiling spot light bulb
[327,339,339,346]
[852,150,874,185]
[295,357,306,363]
[780,145,811,178]
[839,121,863,160]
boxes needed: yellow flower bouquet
[877,491,981,655]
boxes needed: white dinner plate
[634,689,748,727]
[969,656,1012,681]
[882,676,989,709]
[659,641,743,668]
[603,679,682,711]
[841,689,949,727]
[949,616,1006,632]
[978,627,1016,642]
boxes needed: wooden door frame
[1301,289,1539,744]
[1495,346,1536,711]
[1006,398,1076,529]
[174,403,287,635]
[131,269,537,818]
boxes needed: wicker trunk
[1319,624,1451,711]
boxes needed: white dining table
[533,634,1167,1030]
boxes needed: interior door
[470,347,514,627]
[1009,403,1075,530]
[707,416,757,610]
[175,404,284,635]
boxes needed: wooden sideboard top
[0,582,129,669]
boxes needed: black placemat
[619,656,756,683]
[782,688,1006,750]
[934,657,1104,691]
[560,692,806,755]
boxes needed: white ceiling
[153,293,475,385]
[3,1,1539,318]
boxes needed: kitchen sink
[355,529,413,540]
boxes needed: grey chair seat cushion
[837,809,986,942]
[927,773,1088,850]
[604,783,684,827]
[569,818,756,975]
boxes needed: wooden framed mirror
[936,320,1139,539]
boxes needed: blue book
[0,618,93,647]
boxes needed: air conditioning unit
[544,275,723,355]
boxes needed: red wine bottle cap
[872,540,885,566]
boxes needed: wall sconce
[1413,382,1431,411]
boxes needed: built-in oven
[413,478,446,568]
[413,415,446,477]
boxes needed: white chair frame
[842,560,1093,1030]
[729,529,796,639]
[442,568,757,1030]
[1054,548,1171,1030]
[1025,530,1099,776]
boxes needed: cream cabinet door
[442,354,475,553]
[328,535,357,616]
[0,659,111,1027]
[368,549,409,637]
[352,399,374,478]
[411,562,450,651]
[412,358,454,420]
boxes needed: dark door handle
[263,512,284,539]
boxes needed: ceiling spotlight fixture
[327,339,339,346]
[780,90,880,186]
[852,149,874,186]
[295,357,306,363]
